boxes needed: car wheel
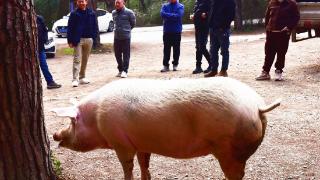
[46,53,55,58]
[107,21,114,32]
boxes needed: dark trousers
[39,51,53,85]
[195,25,210,67]
[163,32,181,67]
[209,28,231,72]
[263,31,290,73]
[114,38,131,73]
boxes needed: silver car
[45,32,56,58]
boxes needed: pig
[52,77,280,180]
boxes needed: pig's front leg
[137,152,151,180]
[115,149,136,180]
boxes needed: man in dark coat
[37,15,61,89]
[205,0,235,77]
[190,0,211,74]
[256,0,300,81]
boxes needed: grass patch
[91,43,113,54]
[56,47,74,56]
[51,152,62,177]
[56,43,113,56]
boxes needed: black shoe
[47,81,62,89]
[160,66,170,72]
[192,67,203,74]
[203,67,211,73]
[204,71,218,78]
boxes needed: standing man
[190,0,211,74]
[204,0,235,77]
[160,0,184,72]
[112,0,136,78]
[67,0,98,87]
[256,0,300,81]
[37,15,61,89]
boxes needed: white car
[52,8,114,37]
[45,32,56,58]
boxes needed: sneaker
[192,67,203,74]
[218,70,228,77]
[173,65,178,71]
[274,70,283,81]
[72,80,79,87]
[79,78,90,84]
[255,71,271,81]
[204,71,218,78]
[160,66,170,73]
[47,81,62,89]
[116,72,122,77]
[120,71,128,78]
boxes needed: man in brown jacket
[256,0,300,81]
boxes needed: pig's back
[96,78,266,158]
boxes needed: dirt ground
[43,30,320,179]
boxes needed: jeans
[209,28,231,72]
[73,38,93,81]
[163,32,181,67]
[38,50,53,84]
[195,25,210,67]
[263,31,290,73]
[114,38,131,73]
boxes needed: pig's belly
[134,138,213,159]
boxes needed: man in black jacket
[205,0,235,77]
[190,0,211,74]
[37,15,61,89]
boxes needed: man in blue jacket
[67,0,98,87]
[190,0,211,74]
[160,0,184,72]
[205,0,235,77]
[37,15,61,89]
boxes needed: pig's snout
[53,132,62,141]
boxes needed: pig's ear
[51,106,78,118]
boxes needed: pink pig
[53,77,280,180]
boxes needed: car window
[96,10,106,17]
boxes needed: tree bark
[0,1,56,179]
[139,0,146,12]
[234,0,243,30]
[88,0,102,48]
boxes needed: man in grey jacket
[112,0,136,78]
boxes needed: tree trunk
[105,0,115,12]
[139,0,146,12]
[88,0,101,48]
[0,1,56,179]
[234,0,243,30]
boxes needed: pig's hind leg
[216,154,246,180]
[115,148,136,180]
[212,143,246,180]
[137,152,151,180]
